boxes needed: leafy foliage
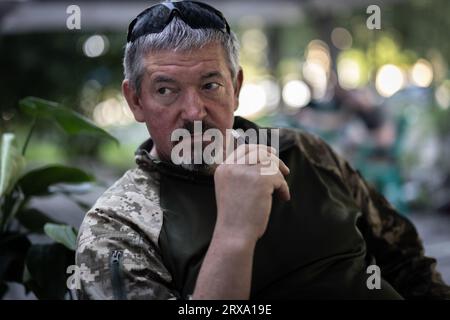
[0,97,117,299]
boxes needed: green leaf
[24,243,74,299]
[0,133,25,198]
[16,208,60,233]
[48,183,93,194]
[19,97,118,144]
[43,223,78,251]
[0,187,25,231]
[17,165,94,197]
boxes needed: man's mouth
[173,133,211,148]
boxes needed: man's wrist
[211,225,257,254]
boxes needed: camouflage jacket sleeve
[75,169,180,300]
[298,131,450,299]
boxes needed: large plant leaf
[19,97,118,144]
[0,232,31,284]
[67,197,93,212]
[0,282,7,298]
[44,223,78,251]
[17,165,94,197]
[0,186,25,231]
[24,243,74,299]
[0,133,25,198]
[48,182,93,194]
[16,208,60,233]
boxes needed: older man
[75,1,449,299]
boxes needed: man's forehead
[143,43,228,70]
[152,70,224,80]
[145,57,223,70]
[143,53,230,81]
[148,71,226,85]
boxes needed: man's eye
[157,87,173,95]
[203,82,220,90]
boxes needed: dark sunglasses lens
[176,1,228,32]
[128,5,171,42]
[128,1,229,43]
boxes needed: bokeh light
[242,28,268,54]
[337,58,361,90]
[303,61,328,99]
[376,64,405,97]
[331,27,353,50]
[411,59,434,87]
[93,95,134,127]
[282,80,311,108]
[435,82,450,110]
[305,40,331,73]
[259,79,281,112]
[83,35,109,58]
[236,83,267,118]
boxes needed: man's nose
[181,89,207,121]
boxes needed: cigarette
[230,129,247,146]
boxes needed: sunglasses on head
[127,1,231,43]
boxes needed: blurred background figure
[1,0,449,298]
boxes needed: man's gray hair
[123,17,240,95]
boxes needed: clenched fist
[214,144,290,245]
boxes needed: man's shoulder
[238,116,340,170]
[95,167,160,209]
[279,127,341,172]
[78,167,163,246]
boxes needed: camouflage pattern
[292,129,450,299]
[76,167,178,299]
[75,117,450,300]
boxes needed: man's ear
[233,68,244,111]
[122,79,145,122]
